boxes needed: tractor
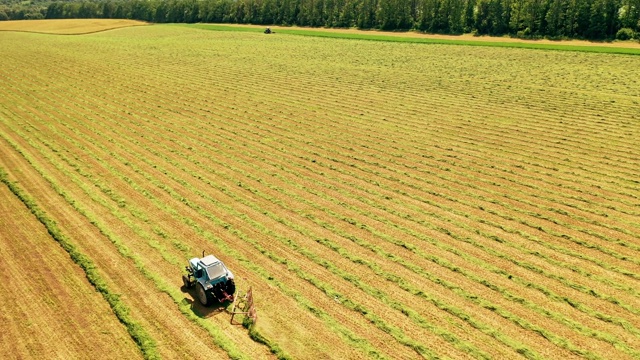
[182,254,236,306]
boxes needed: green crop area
[1,22,639,359]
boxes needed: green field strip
[0,166,159,360]
[0,117,259,360]
[182,24,640,56]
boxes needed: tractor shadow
[181,285,232,319]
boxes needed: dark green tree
[545,0,566,36]
[45,2,64,18]
[587,0,607,38]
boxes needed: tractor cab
[183,254,236,306]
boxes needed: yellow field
[0,185,144,359]
[1,21,639,359]
[0,19,148,34]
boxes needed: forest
[1,0,639,41]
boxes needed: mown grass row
[0,165,159,360]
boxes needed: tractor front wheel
[182,275,191,289]
[196,283,212,306]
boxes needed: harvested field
[0,181,143,359]
[0,19,148,34]
[1,21,639,359]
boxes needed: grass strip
[0,166,160,360]
[181,24,640,56]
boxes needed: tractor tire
[182,275,191,289]
[226,279,236,296]
[196,283,212,306]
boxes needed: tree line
[2,0,640,40]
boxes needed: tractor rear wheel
[196,283,212,306]
[226,279,236,295]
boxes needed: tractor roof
[200,255,221,267]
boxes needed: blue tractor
[182,254,236,306]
